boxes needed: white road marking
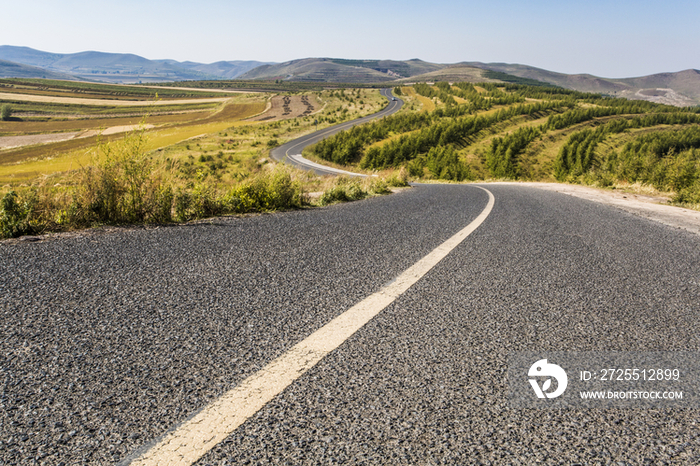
[287,154,373,177]
[127,186,495,466]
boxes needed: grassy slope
[0,100,267,182]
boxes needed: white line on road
[127,186,495,466]
[287,154,376,177]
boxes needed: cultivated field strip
[0,91,230,107]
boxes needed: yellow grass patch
[415,95,435,112]
[367,130,422,150]
[401,87,435,112]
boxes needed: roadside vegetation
[309,82,700,206]
[0,80,405,238]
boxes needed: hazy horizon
[2,0,698,79]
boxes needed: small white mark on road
[127,186,495,466]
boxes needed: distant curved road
[270,88,403,176]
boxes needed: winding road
[2,86,700,465]
[270,88,402,176]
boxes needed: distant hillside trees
[485,126,541,178]
[1,104,12,121]
[310,82,700,203]
[554,114,700,181]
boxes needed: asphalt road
[270,88,403,176]
[2,184,700,464]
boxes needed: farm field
[0,80,403,237]
[0,83,388,181]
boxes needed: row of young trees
[407,146,473,181]
[312,111,435,164]
[358,101,563,172]
[485,126,541,178]
[312,83,700,196]
[611,126,700,195]
[310,85,564,167]
[554,114,700,181]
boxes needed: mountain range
[1,46,698,106]
[0,46,271,83]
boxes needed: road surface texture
[270,88,402,176]
[2,183,700,465]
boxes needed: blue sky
[1,0,698,78]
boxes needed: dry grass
[0,102,266,184]
[0,89,386,186]
[0,89,391,186]
[415,95,435,112]
[400,86,437,112]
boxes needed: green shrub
[385,167,409,187]
[368,178,391,195]
[672,183,700,204]
[1,104,12,121]
[0,190,35,238]
[174,191,192,221]
[190,183,221,218]
[319,177,368,205]
[76,128,173,224]
[226,166,305,212]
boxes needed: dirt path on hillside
[491,181,700,236]
[0,92,229,107]
[0,132,82,150]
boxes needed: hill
[465,62,700,106]
[242,58,700,106]
[614,69,700,106]
[1,46,698,106]
[239,58,445,83]
[173,60,272,79]
[396,64,494,84]
[0,59,78,80]
[0,46,271,83]
[309,81,700,205]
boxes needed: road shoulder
[489,181,700,236]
